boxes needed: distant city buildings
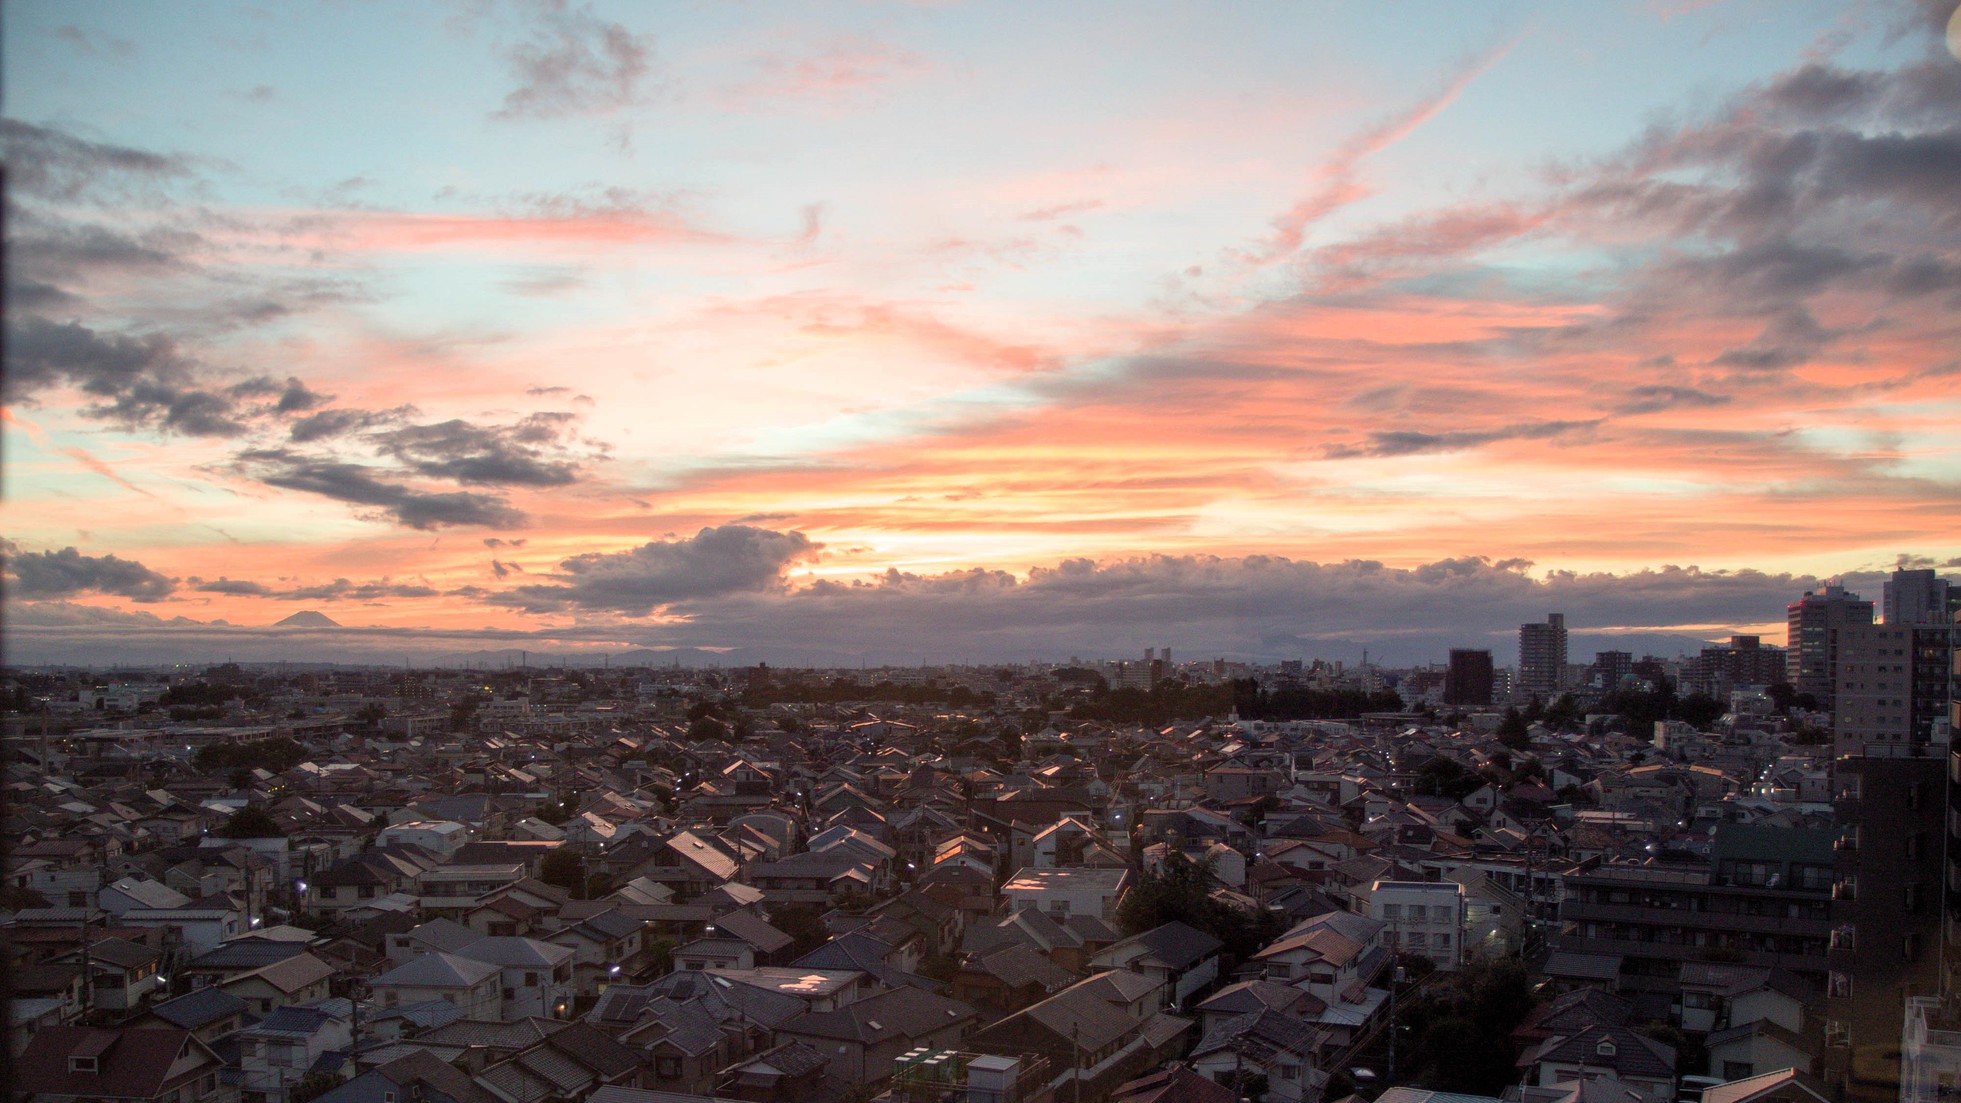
[1786,584,1873,712]
[1518,613,1568,700]
[1443,649,1494,708]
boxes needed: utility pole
[1073,1022,1083,1103]
[1387,918,1401,1083]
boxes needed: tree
[1413,755,1483,801]
[539,848,586,898]
[1116,850,1284,960]
[221,805,284,838]
[688,715,730,742]
[288,1072,344,1103]
[1399,957,1538,1094]
[1496,707,1532,750]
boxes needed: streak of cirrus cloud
[3,0,1959,665]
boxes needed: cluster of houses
[4,664,1845,1103]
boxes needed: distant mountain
[273,610,341,628]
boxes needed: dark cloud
[493,2,653,121]
[0,118,191,203]
[370,412,585,487]
[496,525,822,614]
[1322,419,1603,459]
[1617,385,1732,415]
[189,577,274,596]
[275,377,333,414]
[187,575,438,601]
[7,550,1930,668]
[287,406,409,443]
[605,553,1825,665]
[236,450,528,529]
[4,317,253,436]
[5,543,177,602]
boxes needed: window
[1830,971,1852,998]
[1723,1062,1754,1081]
[656,1056,682,1079]
[1382,903,1402,920]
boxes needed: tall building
[1787,584,1873,711]
[1822,571,1959,1103]
[1443,649,1494,707]
[1886,567,1955,627]
[1825,752,1947,1103]
[1518,613,1567,700]
[1590,650,1633,692]
[1681,635,1788,697]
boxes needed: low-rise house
[1089,921,1224,1010]
[308,1049,501,1103]
[771,985,979,1083]
[453,936,576,1020]
[62,937,165,1012]
[218,952,336,1017]
[1519,1023,1679,1103]
[237,1003,354,1103]
[1190,1007,1329,1103]
[968,972,1193,1103]
[17,1026,228,1103]
[140,988,251,1047]
[999,867,1131,923]
[367,952,502,1020]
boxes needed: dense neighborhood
[4,570,1957,1103]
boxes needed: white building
[1369,880,1466,972]
[999,867,1131,923]
[375,819,473,860]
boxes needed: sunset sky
[6,0,1960,667]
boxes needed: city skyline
[6,1,1961,667]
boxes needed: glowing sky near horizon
[4,0,1960,664]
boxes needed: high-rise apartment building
[1518,613,1567,700]
[1886,568,1955,627]
[1822,569,1958,1102]
[1681,635,1787,697]
[1590,650,1633,692]
[1788,584,1874,711]
[1826,753,1947,1103]
[1443,649,1494,707]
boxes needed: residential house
[16,1026,229,1103]
[366,953,502,1020]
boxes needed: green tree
[1412,755,1483,800]
[288,1071,344,1103]
[449,694,482,732]
[539,848,586,898]
[221,804,284,838]
[1399,957,1538,1094]
[1116,850,1284,960]
[1496,707,1532,750]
